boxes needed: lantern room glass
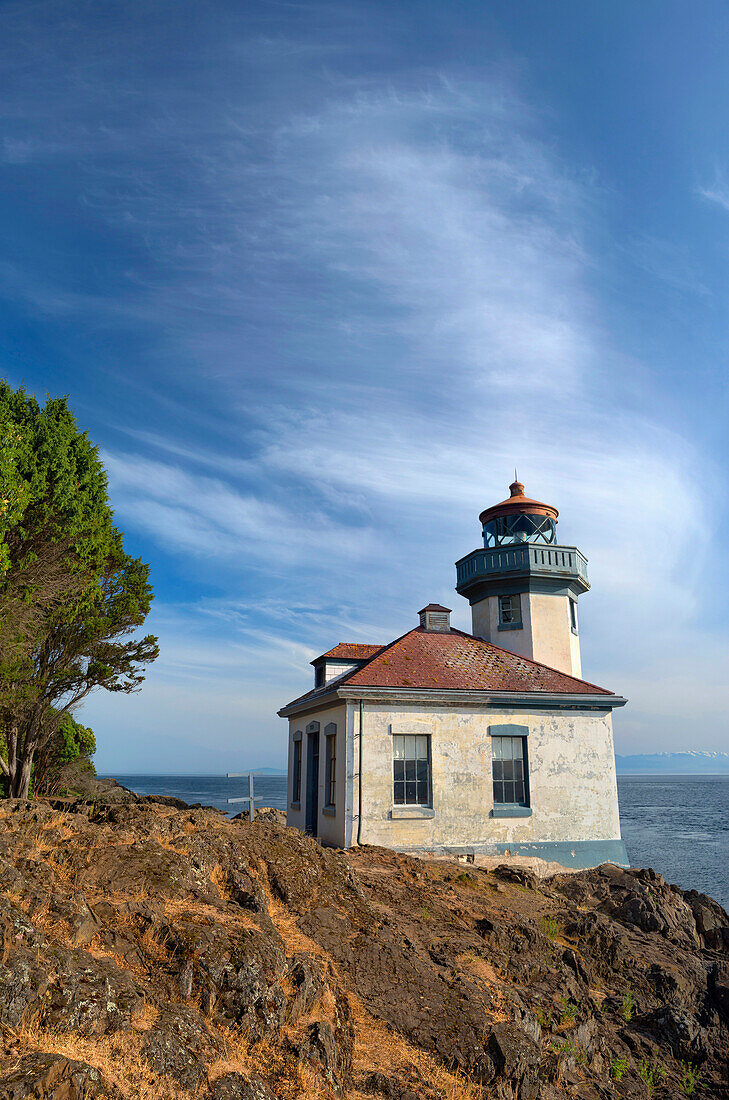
[483,513,556,548]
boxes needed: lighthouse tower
[455,480,588,678]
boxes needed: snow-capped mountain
[615,751,729,774]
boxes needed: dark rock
[0,1053,122,1098]
[493,865,538,889]
[635,1003,708,1062]
[487,1022,540,1095]
[286,955,321,1024]
[227,868,262,912]
[0,898,144,1036]
[363,1071,397,1096]
[139,794,190,810]
[475,916,495,937]
[685,889,729,950]
[298,992,354,1093]
[142,1007,222,1090]
[232,807,287,826]
[207,1075,276,1100]
[1,800,728,1099]
[563,946,591,985]
[709,960,729,1020]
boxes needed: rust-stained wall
[356,703,621,851]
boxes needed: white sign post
[226,772,265,821]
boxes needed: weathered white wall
[286,704,348,846]
[471,592,582,677]
[358,703,621,851]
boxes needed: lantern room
[480,480,558,548]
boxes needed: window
[498,593,522,626]
[314,664,325,687]
[492,735,528,806]
[393,734,431,806]
[325,732,336,808]
[292,737,302,802]
[483,513,556,548]
[569,598,578,634]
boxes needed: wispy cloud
[92,69,713,753]
[697,178,729,212]
[103,451,379,569]
[1,1,724,761]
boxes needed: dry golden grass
[43,852,78,889]
[456,951,500,987]
[261,868,481,1100]
[206,1026,258,1082]
[162,897,260,934]
[130,1002,160,1032]
[349,997,483,1100]
[1,892,73,949]
[266,893,333,964]
[138,922,173,967]
[294,1062,330,1099]
[209,862,232,901]
[5,1022,182,1100]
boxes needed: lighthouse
[280,477,627,869]
[455,480,587,678]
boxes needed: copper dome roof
[479,480,559,525]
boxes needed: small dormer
[418,603,452,632]
[311,643,384,688]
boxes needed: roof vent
[418,603,451,632]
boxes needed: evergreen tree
[0,382,158,798]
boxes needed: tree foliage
[33,711,96,795]
[0,382,159,798]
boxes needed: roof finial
[509,470,524,497]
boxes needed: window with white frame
[498,593,522,626]
[325,732,336,808]
[292,737,302,803]
[393,734,431,806]
[491,735,529,806]
[569,598,578,634]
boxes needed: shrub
[33,711,96,794]
[621,982,636,1021]
[610,1056,629,1081]
[558,995,577,1026]
[681,1060,704,1096]
[638,1058,665,1096]
[540,914,560,940]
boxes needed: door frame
[305,721,320,835]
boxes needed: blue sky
[2,0,729,771]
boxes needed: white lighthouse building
[279,482,628,869]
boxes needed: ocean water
[617,774,729,911]
[116,774,288,816]
[116,773,729,911]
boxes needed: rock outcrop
[0,798,727,1098]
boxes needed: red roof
[312,642,385,665]
[284,627,613,711]
[479,480,558,525]
[346,628,611,694]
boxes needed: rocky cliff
[0,797,727,1099]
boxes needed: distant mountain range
[616,751,729,774]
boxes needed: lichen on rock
[0,796,727,1098]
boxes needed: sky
[2,0,729,772]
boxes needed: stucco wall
[358,703,621,852]
[471,592,582,677]
[286,704,348,846]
